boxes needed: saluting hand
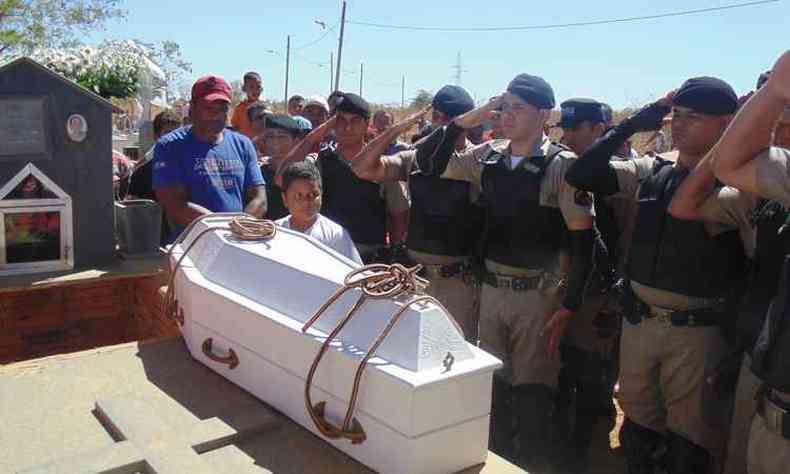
[393,105,431,134]
[623,92,674,133]
[542,306,574,360]
[308,115,337,144]
[453,94,505,130]
[766,50,790,101]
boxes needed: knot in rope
[343,263,429,299]
[228,215,277,241]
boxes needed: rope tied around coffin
[302,263,458,444]
[163,214,277,324]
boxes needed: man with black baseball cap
[566,76,748,473]
[351,84,483,343]
[401,74,595,471]
[553,97,624,472]
[275,92,409,262]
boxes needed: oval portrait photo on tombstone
[66,114,88,142]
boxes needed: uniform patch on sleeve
[574,189,593,207]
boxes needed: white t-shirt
[276,214,363,265]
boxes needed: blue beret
[507,74,555,110]
[433,85,475,118]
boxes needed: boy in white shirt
[275,161,363,265]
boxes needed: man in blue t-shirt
[153,75,266,238]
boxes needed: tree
[0,0,125,55]
[410,89,433,108]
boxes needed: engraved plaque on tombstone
[0,97,51,160]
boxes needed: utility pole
[334,0,347,91]
[359,62,363,96]
[330,52,334,95]
[452,51,465,86]
[284,35,291,105]
[401,74,405,108]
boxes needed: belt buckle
[512,277,532,292]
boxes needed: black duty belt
[758,389,790,441]
[627,293,721,327]
[483,272,542,292]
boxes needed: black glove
[620,101,672,134]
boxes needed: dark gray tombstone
[0,57,120,275]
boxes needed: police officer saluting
[351,85,482,342]
[704,50,790,474]
[566,77,747,473]
[275,92,409,262]
[413,74,595,471]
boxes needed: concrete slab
[0,338,523,473]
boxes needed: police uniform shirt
[755,146,790,207]
[609,151,754,307]
[439,136,594,225]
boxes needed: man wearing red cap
[153,75,267,239]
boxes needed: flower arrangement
[31,41,145,99]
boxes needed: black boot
[489,375,515,462]
[620,418,666,474]
[664,431,710,474]
[514,384,562,473]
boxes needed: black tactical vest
[406,173,481,256]
[317,150,387,246]
[627,159,746,298]
[260,164,289,221]
[751,207,790,390]
[738,201,789,352]
[480,145,567,269]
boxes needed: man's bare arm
[352,107,429,182]
[244,185,268,218]
[155,185,211,227]
[712,50,790,193]
[668,156,716,220]
[273,116,337,187]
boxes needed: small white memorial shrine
[168,215,502,474]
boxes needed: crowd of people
[113,49,790,474]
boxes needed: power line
[347,0,779,32]
[294,22,339,51]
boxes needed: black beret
[507,73,555,110]
[433,85,475,118]
[673,76,737,116]
[335,92,371,119]
[265,114,302,135]
[557,98,606,129]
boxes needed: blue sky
[88,0,789,108]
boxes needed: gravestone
[0,57,119,276]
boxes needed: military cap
[265,114,302,135]
[557,98,607,129]
[335,92,371,119]
[507,74,555,110]
[433,85,475,118]
[673,76,737,116]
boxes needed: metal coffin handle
[202,337,239,369]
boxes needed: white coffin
[170,216,502,474]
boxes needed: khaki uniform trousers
[619,317,727,455]
[723,355,762,474]
[747,411,790,474]
[478,280,562,388]
[425,275,480,344]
